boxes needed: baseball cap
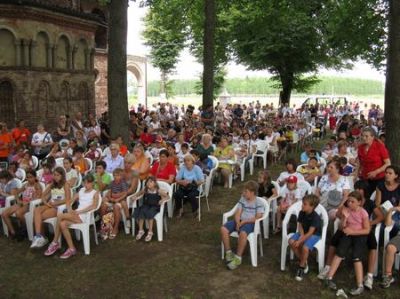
[287,175,298,184]
[155,135,163,143]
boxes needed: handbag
[38,133,51,155]
[180,181,198,192]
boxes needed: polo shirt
[358,140,389,180]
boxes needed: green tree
[142,1,186,98]
[385,0,400,164]
[228,0,386,104]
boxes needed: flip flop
[136,230,145,241]
[109,233,117,239]
[145,232,153,242]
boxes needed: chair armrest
[384,224,394,247]
[254,212,268,235]
[222,205,238,224]
[6,195,17,207]
[28,199,42,212]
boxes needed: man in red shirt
[11,120,31,147]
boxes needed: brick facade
[0,0,107,130]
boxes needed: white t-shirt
[280,187,302,205]
[31,132,53,154]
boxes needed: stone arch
[55,35,70,69]
[0,79,16,127]
[34,31,50,68]
[0,28,17,66]
[74,38,88,70]
[36,80,50,118]
[127,55,147,105]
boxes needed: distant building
[0,0,108,129]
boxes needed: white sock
[235,254,242,261]
[367,273,373,278]
[226,250,232,254]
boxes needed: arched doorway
[0,80,15,127]
[126,58,146,107]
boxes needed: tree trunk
[202,0,216,109]
[279,72,294,105]
[160,71,167,97]
[108,0,130,144]
[385,0,400,165]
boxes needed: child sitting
[257,170,277,199]
[191,150,213,176]
[177,143,190,164]
[338,157,354,176]
[289,194,322,281]
[38,163,53,186]
[84,141,101,161]
[131,176,168,242]
[220,180,265,270]
[298,157,321,185]
[324,191,370,296]
[274,175,301,234]
[100,168,129,238]
[73,147,89,175]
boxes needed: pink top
[343,207,369,231]
[22,185,36,203]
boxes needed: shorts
[331,229,377,250]
[388,235,400,252]
[224,220,254,235]
[290,232,320,250]
[336,235,367,261]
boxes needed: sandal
[145,232,153,242]
[136,230,145,241]
[109,233,117,240]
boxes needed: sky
[126,3,386,82]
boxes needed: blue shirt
[104,155,124,173]
[300,152,321,164]
[177,165,204,183]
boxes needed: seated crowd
[0,101,398,296]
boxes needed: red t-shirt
[150,161,176,181]
[358,139,389,180]
[0,133,13,158]
[140,133,153,145]
[11,128,31,145]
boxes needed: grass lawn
[1,141,399,298]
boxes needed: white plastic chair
[296,180,313,197]
[72,172,83,193]
[252,140,268,169]
[267,181,281,232]
[16,168,26,182]
[280,201,328,272]
[121,181,142,234]
[221,197,270,267]
[208,156,219,192]
[84,158,93,175]
[69,193,102,255]
[32,156,39,170]
[55,158,64,167]
[319,157,327,174]
[239,155,253,182]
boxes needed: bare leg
[221,168,231,188]
[112,204,121,235]
[221,226,231,251]
[138,219,144,231]
[15,205,28,225]
[59,219,75,250]
[289,239,301,260]
[237,231,248,256]
[384,244,397,276]
[120,200,129,218]
[1,205,19,235]
[367,249,376,274]
[148,219,154,233]
[325,246,336,266]
[354,261,363,286]
[299,246,310,268]
[327,255,343,279]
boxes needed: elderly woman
[316,160,350,219]
[132,144,150,181]
[196,133,214,156]
[54,115,71,142]
[357,127,391,195]
[174,154,204,218]
[123,153,140,195]
[214,137,235,188]
[150,149,176,184]
[103,143,124,173]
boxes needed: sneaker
[225,251,234,263]
[318,266,330,280]
[60,248,77,259]
[363,275,373,290]
[30,236,39,248]
[380,275,395,289]
[44,242,60,256]
[295,268,305,281]
[349,286,364,296]
[227,256,242,270]
[126,219,131,229]
[324,278,337,291]
[35,236,48,248]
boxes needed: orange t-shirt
[132,156,150,180]
[0,133,13,158]
[12,128,31,145]
[74,158,88,174]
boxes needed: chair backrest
[73,172,82,191]
[208,155,219,169]
[55,158,64,167]
[85,158,93,173]
[31,156,39,170]
[296,164,308,173]
[145,151,154,165]
[255,140,268,153]
[157,181,173,200]
[296,180,312,197]
[292,132,299,143]
[271,181,280,197]
[370,190,376,202]
[319,157,327,174]
[17,168,26,182]
[282,201,328,243]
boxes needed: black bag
[180,181,198,193]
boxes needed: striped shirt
[110,180,129,196]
